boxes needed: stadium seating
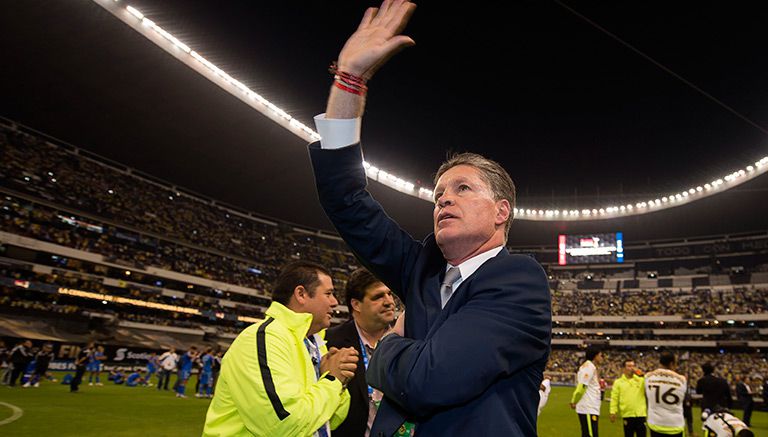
[1,119,767,381]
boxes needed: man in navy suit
[309,1,552,435]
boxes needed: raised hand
[336,0,417,80]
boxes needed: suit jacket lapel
[424,266,443,329]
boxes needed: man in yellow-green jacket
[203,261,359,437]
[610,358,648,437]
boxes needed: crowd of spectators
[0,124,358,290]
[4,123,768,312]
[1,251,271,307]
[5,266,763,341]
[3,122,768,375]
[4,190,766,320]
[0,264,263,331]
[0,282,251,334]
[552,287,768,317]
[3,194,298,292]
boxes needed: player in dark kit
[70,343,91,392]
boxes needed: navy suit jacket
[310,142,552,436]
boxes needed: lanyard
[358,337,375,398]
[303,336,329,437]
[304,336,321,380]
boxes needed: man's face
[623,360,635,376]
[304,272,338,334]
[433,165,508,255]
[352,282,395,329]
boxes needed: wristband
[329,62,368,96]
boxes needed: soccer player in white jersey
[571,346,604,437]
[644,351,686,437]
[702,409,754,437]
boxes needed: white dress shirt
[444,246,504,302]
[315,114,361,149]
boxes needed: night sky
[2,1,767,244]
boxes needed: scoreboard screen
[558,232,624,265]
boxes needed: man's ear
[350,298,361,314]
[495,199,511,226]
[293,285,308,305]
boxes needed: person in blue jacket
[196,347,214,398]
[145,352,159,387]
[126,372,146,387]
[175,346,197,398]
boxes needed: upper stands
[1,118,767,358]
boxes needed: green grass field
[0,375,765,436]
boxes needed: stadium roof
[2,1,767,246]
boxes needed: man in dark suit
[70,342,91,393]
[696,362,732,412]
[735,375,754,426]
[308,1,552,435]
[326,268,397,437]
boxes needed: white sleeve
[538,381,551,416]
[578,365,595,385]
[314,113,361,149]
[538,391,549,416]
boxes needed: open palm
[337,0,417,80]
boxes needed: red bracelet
[329,62,367,96]
[335,71,366,87]
[333,79,366,96]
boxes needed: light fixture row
[99,0,768,220]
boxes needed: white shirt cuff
[314,113,361,149]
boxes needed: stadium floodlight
[125,5,143,20]
[92,0,768,220]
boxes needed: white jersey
[159,352,178,371]
[575,360,601,415]
[644,368,686,433]
[538,379,551,416]
[703,411,749,437]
